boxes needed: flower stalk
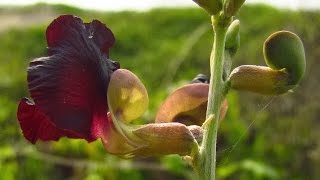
[194,15,231,180]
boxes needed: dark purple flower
[17,15,119,144]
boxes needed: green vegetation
[0,3,319,179]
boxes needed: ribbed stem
[194,15,231,180]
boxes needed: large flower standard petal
[17,15,119,144]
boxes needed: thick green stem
[195,15,231,180]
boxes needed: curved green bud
[107,69,149,123]
[229,65,294,95]
[225,19,240,56]
[223,20,240,80]
[224,0,246,17]
[264,31,306,85]
[192,0,222,15]
[155,83,228,126]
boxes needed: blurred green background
[0,3,319,180]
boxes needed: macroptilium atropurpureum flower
[17,15,229,157]
[17,15,119,143]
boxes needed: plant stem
[195,15,231,180]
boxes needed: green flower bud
[224,0,246,17]
[229,65,294,95]
[107,69,149,123]
[225,19,240,56]
[223,19,240,79]
[264,31,306,85]
[192,0,222,15]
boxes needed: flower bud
[192,0,222,15]
[264,31,306,85]
[156,83,228,125]
[229,31,305,95]
[224,0,246,17]
[107,69,148,123]
[132,123,201,156]
[102,116,203,157]
[156,83,208,126]
[225,19,240,56]
[223,19,240,79]
[229,65,294,94]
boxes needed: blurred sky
[0,0,319,11]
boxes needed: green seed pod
[264,31,306,85]
[224,0,246,17]
[229,65,294,95]
[192,0,222,15]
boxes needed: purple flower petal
[17,15,117,143]
[46,15,115,56]
[84,20,115,56]
[18,98,65,144]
